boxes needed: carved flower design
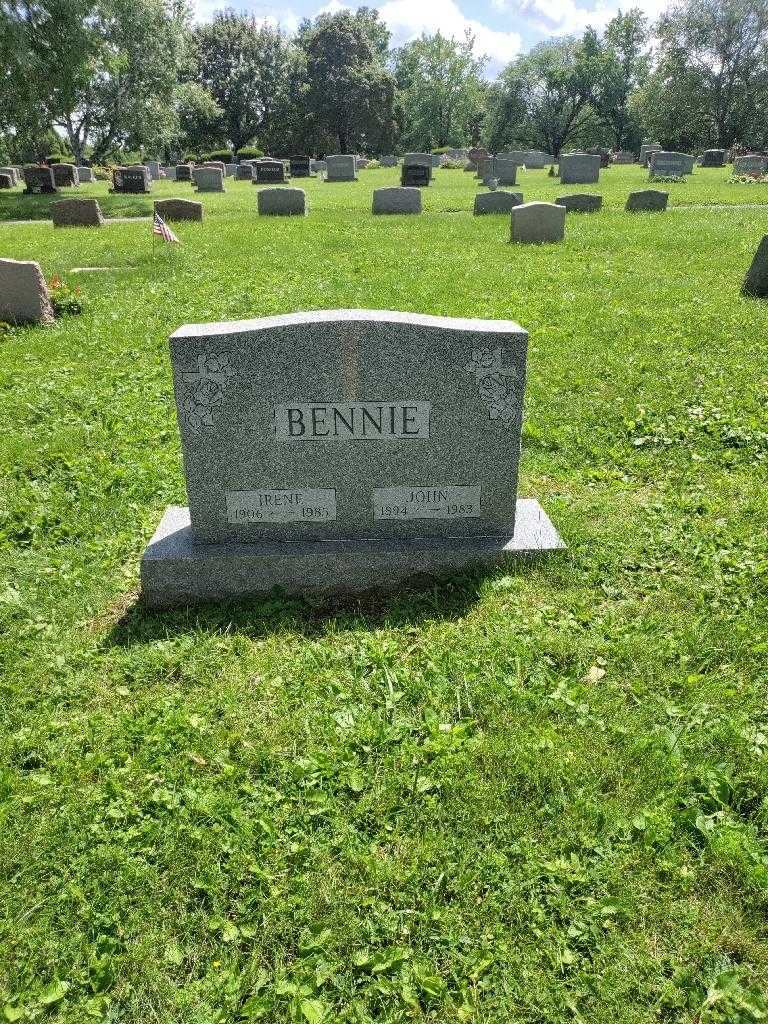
[466,347,520,422]
[180,351,235,433]
[464,347,498,376]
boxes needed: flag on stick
[153,212,180,244]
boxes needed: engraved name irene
[274,401,430,440]
[226,488,337,523]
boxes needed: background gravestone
[0,259,54,325]
[403,153,433,181]
[649,151,694,176]
[494,155,518,186]
[147,160,161,180]
[401,164,430,187]
[0,174,12,189]
[474,191,523,215]
[140,309,564,605]
[193,167,225,192]
[701,149,727,167]
[289,156,311,177]
[612,151,634,164]
[76,166,95,183]
[255,160,286,184]
[372,187,421,214]
[23,166,57,194]
[51,198,104,227]
[112,166,151,193]
[734,155,768,175]
[325,155,357,181]
[379,155,398,167]
[176,164,193,182]
[559,154,600,184]
[155,198,203,222]
[640,143,662,166]
[0,166,19,185]
[626,189,668,211]
[555,194,602,213]
[511,201,566,243]
[257,187,306,216]
[51,163,79,187]
[236,163,254,181]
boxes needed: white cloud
[191,0,300,32]
[316,0,350,12]
[378,0,523,65]
[492,0,667,36]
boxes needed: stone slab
[168,309,529,545]
[23,166,57,194]
[649,151,694,176]
[193,167,225,192]
[626,189,668,212]
[474,191,523,214]
[154,198,203,222]
[372,187,421,214]
[555,193,602,213]
[510,201,565,242]
[257,187,306,215]
[0,174,12,189]
[325,155,357,181]
[254,159,286,184]
[734,155,768,176]
[51,163,79,187]
[559,154,600,184]
[401,164,430,187]
[51,198,104,227]
[140,499,565,607]
[112,166,151,193]
[0,258,54,325]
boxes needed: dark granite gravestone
[51,163,79,187]
[555,193,602,213]
[23,166,57,195]
[401,164,430,187]
[0,174,12,189]
[734,155,768,176]
[701,149,727,167]
[176,164,193,182]
[255,159,286,183]
[154,199,203,222]
[289,156,311,177]
[140,309,564,605]
[112,166,151,193]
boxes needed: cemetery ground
[0,165,767,1024]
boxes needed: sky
[190,0,668,75]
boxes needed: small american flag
[153,212,180,244]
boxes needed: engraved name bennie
[274,401,430,440]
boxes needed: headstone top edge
[170,309,529,341]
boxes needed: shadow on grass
[102,560,556,647]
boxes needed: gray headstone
[474,191,523,215]
[626,188,671,211]
[51,163,79,187]
[147,160,161,180]
[649,151,694,176]
[202,160,226,176]
[0,259,54,325]
[325,155,357,182]
[379,155,398,167]
[401,164,430,187]
[742,235,768,297]
[140,309,565,605]
[176,164,193,182]
[510,201,566,243]
[734,154,768,176]
[559,154,600,184]
[524,151,553,169]
[155,198,203,222]
[640,143,662,167]
[494,155,518,186]
[612,151,634,164]
[403,153,433,181]
[51,198,104,227]
[75,166,95,183]
[193,167,225,192]
[372,187,422,214]
[0,166,19,185]
[289,156,311,177]
[23,166,57,194]
[700,149,727,167]
[236,163,254,181]
[164,166,177,181]
[113,166,151,193]
[255,159,286,184]
[626,189,668,212]
[257,187,306,216]
[555,193,602,213]
[225,163,238,177]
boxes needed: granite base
[140,499,565,608]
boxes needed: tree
[489,32,605,156]
[297,10,398,153]
[393,31,487,149]
[195,12,295,153]
[596,9,649,149]
[53,0,187,163]
[0,0,98,158]
[174,82,224,155]
[655,0,768,147]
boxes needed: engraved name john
[274,401,430,440]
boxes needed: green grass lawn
[1,165,767,1024]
